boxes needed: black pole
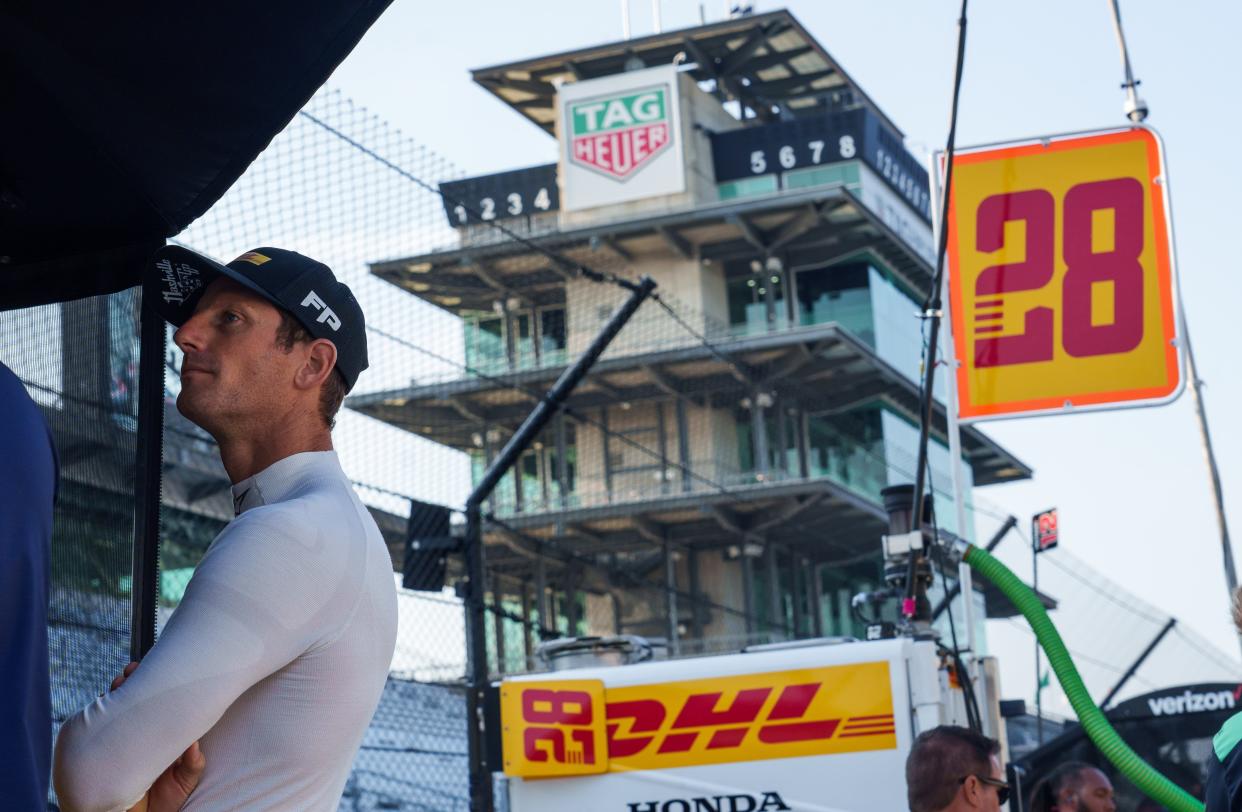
[911,0,968,533]
[464,276,655,812]
[908,0,969,618]
[1034,532,1042,746]
[1100,617,1177,710]
[130,296,166,661]
[931,516,1016,620]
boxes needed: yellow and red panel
[500,679,608,778]
[945,127,1180,420]
[500,661,895,778]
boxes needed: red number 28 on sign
[972,177,1145,368]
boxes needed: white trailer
[497,637,1002,812]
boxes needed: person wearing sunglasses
[907,725,1011,811]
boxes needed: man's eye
[222,311,241,324]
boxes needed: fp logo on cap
[301,291,341,331]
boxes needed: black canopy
[1,0,394,309]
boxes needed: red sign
[1033,508,1058,552]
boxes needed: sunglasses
[961,774,1011,805]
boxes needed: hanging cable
[907,0,970,613]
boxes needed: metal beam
[634,516,667,545]
[728,214,768,252]
[590,376,626,402]
[601,236,633,262]
[642,364,699,409]
[493,77,556,97]
[682,37,718,78]
[756,69,836,96]
[568,523,606,546]
[743,45,813,74]
[751,493,828,534]
[718,23,783,77]
[448,396,488,424]
[657,226,694,260]
[467,258,534,308]
[768,205,823,252]
[1101,618,1178,710]
[760,343,817,385]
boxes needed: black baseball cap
[144,245,369,391]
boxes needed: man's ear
[961,775,982,807]
[295,339,338,392]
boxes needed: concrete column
[656,401,670,495]
[775,405,789,475]
[664,536,680,656]
[798,409,811,479]
[521,581,534,671]
[600,408,613,503]
[765,542,782,638]
[565,565,580,637]
[811,563,825,638]
[535,554,549,637]
[555,416,570,509]
[688,548,703,640]
[741,555,755,636]
[676,398,692,493]
[751,392,770,478]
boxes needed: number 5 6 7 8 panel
[945,127,1183,421]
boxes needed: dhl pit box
[494,637,962,812]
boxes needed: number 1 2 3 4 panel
[945,127,1183,421]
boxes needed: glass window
[726,265,788,336]
[512,313,535,370]
[806,407,887,501]
[736,406,798,478]
[539,308,567,366]
[794,261,873,344]
[727,274,768,336]
[471,450,516,514]
[868,266,942,398]
[545,444,577,506]
[879,408,974,540]
[518,449,541,512]
[465,314,506,374]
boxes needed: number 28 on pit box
[945,128,1182,420]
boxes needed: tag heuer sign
[569,87,670,179]
[559,65,686,211]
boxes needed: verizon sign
[559,65,686,211]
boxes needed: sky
[317,0,1242,702]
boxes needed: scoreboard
[436,110,931,228]
[710,108,931,222]
[438,163,559,226]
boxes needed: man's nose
[174,313,205,354]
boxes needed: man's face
[979,754,1006,812]
[172,278,303,435]
[1062,768,1116,812]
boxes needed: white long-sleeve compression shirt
[53,451,398,811]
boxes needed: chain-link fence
[2,291,142,810]
[10,82,1238,811]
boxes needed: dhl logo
[500,662,896,778]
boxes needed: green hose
[963,544,1203,812]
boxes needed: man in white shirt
[54,246,398,811]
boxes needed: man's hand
[109,662,207,812]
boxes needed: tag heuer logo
[569,85,672,181]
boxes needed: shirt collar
[230,451,342,516]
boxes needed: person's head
[1029,762,1116,812]
[145,246,367,442]
[907,726,1007,812]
